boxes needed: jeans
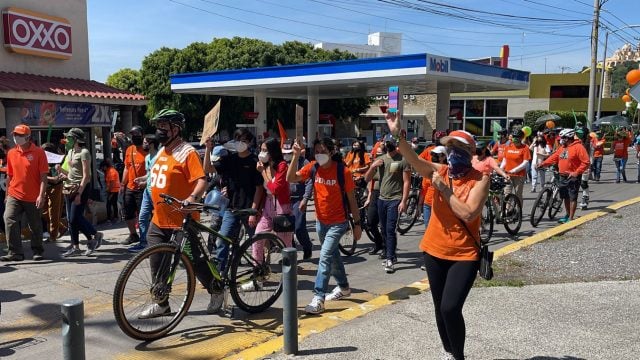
[377,198,401,261]
[592,157,603,180]
[216,209,255,272]
[138,189,153,246]
[4,196,43,256]
[614,158,627,182]
[65,187,97,246]
[423,204,432,229]
[504,176,524,205]
[366,190,384,247]
[531,168,546,191]
[314,220,349,299]
[292,199,312,253]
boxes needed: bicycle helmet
[129,125,144,136]
[151,109,186,129]
[559,128,575,138]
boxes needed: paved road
[0,154,638,359]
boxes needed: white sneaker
[384,259,395,274]
[304,296,325,315]
[326,286,351,301]
[440,349,455,360]
[43,232,50,241]
[138,303,170,319]
[239,280,262,292]
[207,292,224,314]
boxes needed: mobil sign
[2,7,72,60]
[427,55,450,73]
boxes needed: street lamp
[596,25,640,122]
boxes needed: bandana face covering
[446,146,472,178]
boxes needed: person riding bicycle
[344,140,370,182]
[536,128,590,224]
[500,129,530,205]
[139,109,213,319]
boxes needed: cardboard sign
[295,104,304,144]
[201,99,221,145]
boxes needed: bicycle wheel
[230,233,285,313]
[530,188,552,227]
[397,195,419,235]
[502,194,522,235]
[548,188,563,220]
[479,200,494,244]
[338,218,357,256]
[360,205,375,241]
[113,243,195,341]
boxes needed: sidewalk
[265,202,640,360]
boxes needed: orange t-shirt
[472,156,498,175]
[419,144,435,162]
[345,152,371,178]
[421,177,434,206]
[540,141,590,175]
[492,141,508,163]
[503,143,531,177]
[298,161,355,225]
[105,167,121,193]
[150,142,206,229]
[124,145,148,190]
[420,166,483,261]
[612,137,631,158]
[6,143,48,202]
[591,138,605,158]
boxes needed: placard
[201,99,221,145]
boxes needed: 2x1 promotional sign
[2,7,73,60]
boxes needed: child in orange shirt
[101,159,120,223]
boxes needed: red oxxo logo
[2,7,72,59]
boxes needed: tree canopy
[106,37,371,138]
[610,61,640,98]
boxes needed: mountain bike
[113,194,285,341]
[480,174,522,242]
[530,170,563,226]
[397,172,422,235]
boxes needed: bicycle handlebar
[158,193,258,217]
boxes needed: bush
[523,110,587,131]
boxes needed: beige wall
[0,0,89,79]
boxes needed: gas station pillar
[307,87,319,143]
[254,90,267,140]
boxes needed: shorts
[123,188,144,220]
[558,177,580,201]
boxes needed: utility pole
[587,0,602,129]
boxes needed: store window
[486,100,507,117]
[549,85,591,98]
[450,99,508,137]
[465,100,484,117]
[465,118,483,136]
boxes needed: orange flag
[277,119,287,147]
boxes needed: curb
[225,196,640,360]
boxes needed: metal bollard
[61,299,85,360]
[282,247,298,355]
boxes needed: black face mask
[156,129,170,144]
[142,144,150,151]
[386,144,396,152]
[132,135,143,146]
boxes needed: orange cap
[12,124,31,136]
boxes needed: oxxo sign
[427,55,450,73]
[2,7,72,60]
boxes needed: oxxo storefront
[0,1,146,198]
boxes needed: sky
[87,0,638,83]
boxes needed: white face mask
[235,141,248,153]
[315,153,330,166]
[258,151,270,163]
[13,136,27,146]
[283,153,293,162]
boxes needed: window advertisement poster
[19,101,112,126]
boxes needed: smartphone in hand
[388,86,399,113]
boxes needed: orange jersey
[150,142,206,229]
[124,145,148,190]
[420,166,483,261]
[6,143,48,202]
[105,167,121,193]
[612,137,631,158]
[503,143,531,177]
[298,161,355,225]
[540,140,590,175]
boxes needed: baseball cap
[12,124,31,136]
[441,130,475,149]
[282,140,294,154]
[431,145,446,155]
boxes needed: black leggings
[423,252,478,360]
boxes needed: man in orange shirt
[537,128,590,223]
[611,129,631,183]
[500,129,531,204]
[590,131,605,181]
[1,125,48,262]
[119,125,148,245]
[100,159,120,224]
[418,130,446,162]
[288,138,361,315]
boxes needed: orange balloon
[626,69,640,86]
[546,120,555,129]
[622,94,632,102]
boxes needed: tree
[610,61,640,98]
[106,68,142,94]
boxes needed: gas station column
[254,90,267,139]
[436,82,451,131]
[307,87,319,142]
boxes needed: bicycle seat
[230,208,259,217]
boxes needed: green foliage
[610,61,640,97]
[523,110,587,130]
[110,37,370,138]
[106,68,142,94]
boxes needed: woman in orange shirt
[500,129,531,204]
[344,140,370,181]
[612,130,631,183]
[386,112,489,360]
[590,132,605,181]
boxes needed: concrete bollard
[61,299,85,360]
[282,247,298,355]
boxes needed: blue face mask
[446,146,472,178]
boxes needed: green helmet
[151,109,185,129]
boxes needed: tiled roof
[0,72,146,101]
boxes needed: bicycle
[336,177,369,256]
[480,174,523,242]
[113,194,285,341]
[397,172,421,235]
[530,170,564,227]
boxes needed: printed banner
[19,101,112,126]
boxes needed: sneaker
[326,286,351,301]
[557,216,570,224]
[420,265,427,271]
[303,249,312,260]
[207,291,224,314]
[120,233,140,245]
[384,259,395,274]
[128,243,147,253]
[138,303,170,319]
[239,280,262,292]
[94,232,104,249]
[440,349,455,360]
[304,296,325,315]
[531,189,536,193]
[62,247,81,257]
[378,250,386,260]
[43,232,50,241]
[32,253,44,261]
[83,246,95,256]
[0,253,25,262]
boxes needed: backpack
[309,161,350,220]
